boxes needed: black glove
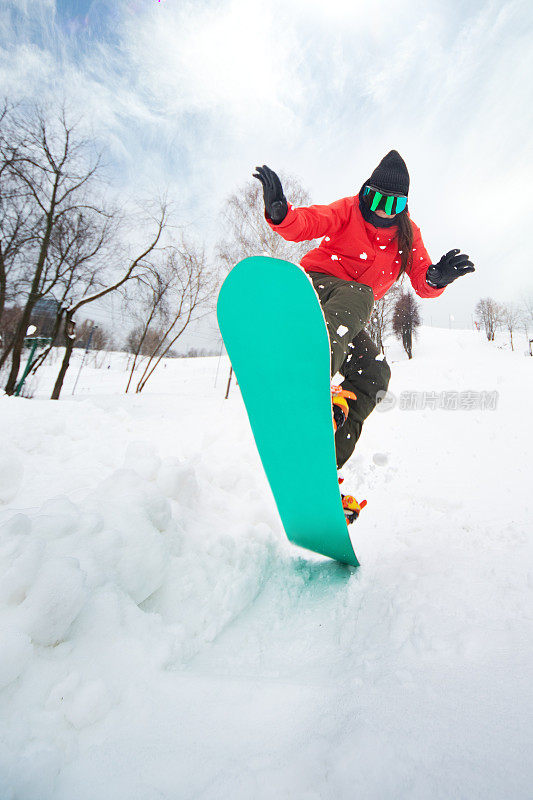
[253,165,288,225]
[426,249,475,288]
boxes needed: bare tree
[50,203,167,399]
[523,294,533,327]
[0,304,22,355]
[501,302,520,351]
[0,101,116,395]
[518,294,533,355]
[367,284,401,354]
[392,290,421,359]
[475,297,502,342]
[126,324,166,357]
[0,198,34,327]
[0,100,37,331]
[73,320,113,352]
[217,173,317,270]
[123,256,177,392]
[522,294,533,339]
[14,201,121,386]
[126,236,217,394]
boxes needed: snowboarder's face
[374,208,397,219]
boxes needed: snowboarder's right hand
[253,165,288,225]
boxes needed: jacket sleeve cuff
[420,279,446,298]
[265,202,296,230]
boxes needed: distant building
[32,298,60,338]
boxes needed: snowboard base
[217,256,359,567]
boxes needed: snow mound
[0,333,531,798]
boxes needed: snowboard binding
[331,385,357,432]
[338,476,367,525]
[342,494,367,525]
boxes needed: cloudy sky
[1,0,532,337]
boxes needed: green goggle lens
[370,190,382,211]
[364,186,407,215]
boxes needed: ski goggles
[363,185,408,215]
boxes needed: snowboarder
[253,151,475,522]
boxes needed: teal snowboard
[217,256,359,567]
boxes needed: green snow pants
[309,272,391,469]
[309,272,375,376]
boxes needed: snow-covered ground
[0,327,531,799]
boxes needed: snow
[0,449,23,503]
[0,329,532,799]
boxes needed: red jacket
[267,195,445,301]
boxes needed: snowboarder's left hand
[253,165,288,225]
[426,249,475,288]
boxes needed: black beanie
[367,150,409,195]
